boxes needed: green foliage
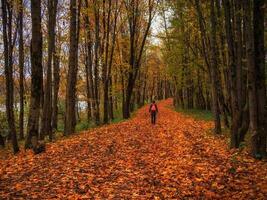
[75,120,95,132]
[230,152,239,164]
[56,119,64,133]
[228,167,236,174]
[239,142,246,150]
[111,109,124,124]
[0,112,9,137]
[175,107,213,121]
[56,107,126,134]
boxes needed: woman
[149,100,158,124]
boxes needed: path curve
[0,99,266,199]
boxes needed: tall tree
[64,0,81,135]
[18,0,25,140]
[84,0,94,123]
[25,0,43,148]
[223,0,241,148]
[246,0,266,158]
[252,0,266,158]
[52,33,61,131]
[193,0,223,133]
[123,0,157,119]
[209,0,221,134]
[93,0,101,124]
[41,0,58,141]
[103,0,119,123]
[1,0,19,153]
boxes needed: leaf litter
[0,99,266,199]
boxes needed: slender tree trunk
[141,69,148,106]
[234,0,243,111]
[124,78,134,118]
[93,0,100,125]
[210,0,221,134]
[216,0,231,127]
[104,0,118,123]
[223,0,241,148]
[0,135,4,147]
[41,0,58,141]
[18,0,24,140]
[103,0,112,124]
[194,0,211,76]
[84,0,94,123]
[1,0,19,153]
[85,51,92,122]
[123,0,154,119]
[245,0,258,156]
[64,0,81,135]
[109,77,114,120]
[121,70,125,115]
[25,0,43,149]
[52,44,60,131]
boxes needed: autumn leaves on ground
[0,99,266,199]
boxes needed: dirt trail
[0,99,266,199]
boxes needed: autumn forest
[0,0,266,199]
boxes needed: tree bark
[103,0,112,124]
[253,0,266,158]
[1,0,19,153]
[18,0,25,140]
[0,135,5,147]
[64,0,81,135]
[210,0,221,134]
[246,0,267,158]
[52,36,61,131]
[123,0,155,119]
[109,77,114,120]
[93,0,101,125]
[25,0,43,149]
[84,0,94,123]
[223,0,241,148]
[41,0,58,141]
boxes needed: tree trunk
[210,0,221,134]
[223,0,241,148]
[103,0,112,124]
[1,0,19,154]
[234,0,244,111]
[123,0,154,119]
[246,0,267,158]
[18,0,24,140]
[25,0,43,149]
[0,135,5,148]
[85,51,92,122]
[109,77,114,120]
[216,0,231,128]
[52,39,61,131]
[253,0,266,158]
[41,0,58,141]
[142,73,147,106]
[84,0,94,123]
[93,0,100,125]
[64,0,81,135]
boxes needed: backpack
[151,104,156,111]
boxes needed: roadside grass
[56,108,125,134]
[175,107,214,121]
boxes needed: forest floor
[0,99,267,199]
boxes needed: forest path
[0,99,266,199]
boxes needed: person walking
[149,100,158,124]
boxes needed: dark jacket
[149,103,158,113]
